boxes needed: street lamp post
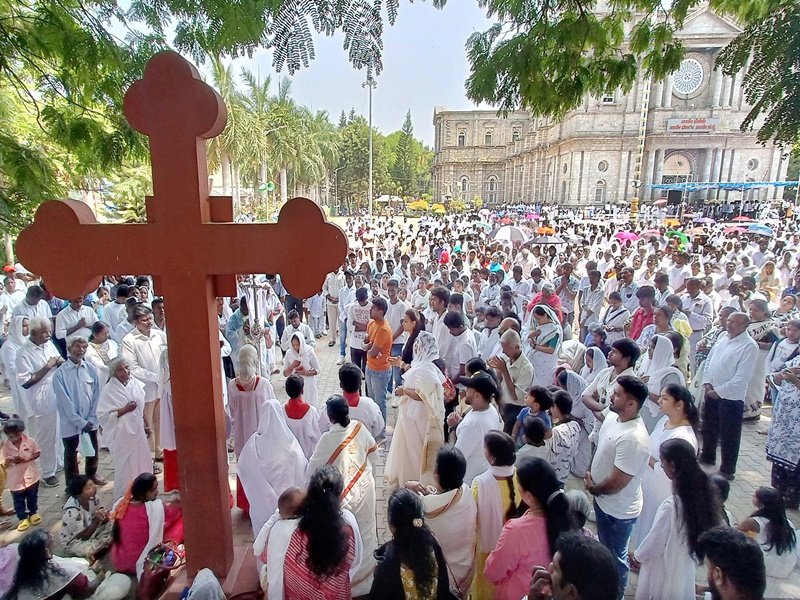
[363,75,377,218]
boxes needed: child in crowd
[255,487,306,594]
[511,386,553,446]
[282,375,321,459]
[306,293,326,339]
[516,416,549,464]
[711,473,733,526]
[566,489,598,540]
[1,419,42,532]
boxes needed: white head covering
[637,334,686,410]
[403,331,446,389]
[238,343,259,382]
[531,304,564,352]
[580,347,607,383]
[236,400,308,536]
[6,316,27,348]
[284,331,313,366]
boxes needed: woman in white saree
[385,331,446,488]
[1,316,29,420]
[97,357,153,501]
[635,335,686,433]
[525,304,563,385]
[579,346,607,384]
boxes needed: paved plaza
[2,333,800,598]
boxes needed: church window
[602,92,615,104]
[458,130,466,146]
[598,160,608,173]
[485,131,493,146]
[595,181,606,204]
[747,159,759,171]
[512,127,521,141]
[459,177,470,193]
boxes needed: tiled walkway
[2,333,799,598]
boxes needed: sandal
[17,519,29,532]
[153,464,163,475]
[29,514,42,526]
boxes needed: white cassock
[282,403,321,459]
[307,420,378,596]
[2,316,29,421]
[157,349,175,453]
[227,377,276,459]
[236,401,308,537]
[97,377,152,500]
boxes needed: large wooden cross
[16,51,347,577]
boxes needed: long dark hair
[516,457,576,555]
[387,488,440,597]
[401,309,425,364]
[484,431,517,521]
[752,486,797,556]
[660,438,722,559]
[4,530,64,599]
[298,465,350,577]
[661,384,700,435]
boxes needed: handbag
[136,541,186,600]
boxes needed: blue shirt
[53,359,100,438]
[516,407,553,445]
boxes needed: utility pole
[363,75,377,218]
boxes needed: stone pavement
[2,333,800,598]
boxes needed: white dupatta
[110,496,165,580]
[580,347,607,383]
[474,465,515,553]
[638,335,685,415]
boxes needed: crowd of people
[1,207,799,599]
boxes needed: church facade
[431,7,790,209]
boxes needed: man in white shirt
[428,287,453,367]
[478,273,500,309]
[318,363,385,438]
[667,252,692,294]
[322,268,345,348]
[616,267,640,314]
[508,266,532,317]
[584,376,651,597]
[582,338,640,415]
[681,277,715,375]
[714,262,741,304]
[487,329,534,434]
[100,283,131,334]
[280,310,316,352]
[700,312,759,480]
[11,285,52,320]
[410,276,431,312]
[336,270,356,365]
[16,317,65,487]
[749,238,775,269]
[579,270,605,339]
[385,280,409,388]
[477,307,502,359]
[446,372,502,484]
[445,311,478,382]
[0,276,25,330]
[121,304,168,460]
[55,296,97,341]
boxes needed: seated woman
[5,529,130,600]
[370,488,450,599]
[404,445,477,598]
[738,486,798,578]
[280,465,361,599]
[60,475,113,561]
[111,473,183,577]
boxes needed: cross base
[161,509,260,598]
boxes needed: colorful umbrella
[747,223,775,237]
[536,226,556,234]
[654,199,668,206]
[694,217,716,224]
[733,216,752,222]
[489,226,529,243]
[615,231,640,241]
[666,231,689,244]
[723,226,747,234]
[640,229,662,237]
[499,217,513,225]
[479,208,491,217]
[525,214,541,221]
[474,221,492,232]
[531,235,566,245]
[663,219,681,227]
[687,227,708,236]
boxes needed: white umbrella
[489,226,530,243]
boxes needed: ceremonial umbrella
[537,226,556,234]
[748,223,775,237]
[489,226,529,243]
[694,217,716,224]
[723,226,747,234]
[733,216,752,222]
[531,235,566,245]
[666,231,689,244]
[663,218,681,227]
[615,231,640,241]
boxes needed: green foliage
[101,163,152,223]
[337,115,392,210]
[390,110,418,197]
[450,198,466,212]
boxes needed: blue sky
[222,2,494,146]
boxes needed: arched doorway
[662,152,694,205]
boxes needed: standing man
[701,311,759,480]
[55,296,97,342]
[385,280,409,390]
[584,376,650,598]
[347,287,371,374]
[16,317,65,487]
[280,309,316,352]
[579,270,605,341]
[336,270,356,365]
[53,336,107,490]
[121,305,168,463]
[682,277,714,375]
[364,296,393,423]
[323,267,345,348]
[616,267,640,314]
[488,329,534,434]
[508,265,532,318]
[428,287,452,366]
[582,339,640,416]
[553,262,579,337]
[11,285,52,320]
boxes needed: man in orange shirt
[364,297,393,426]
